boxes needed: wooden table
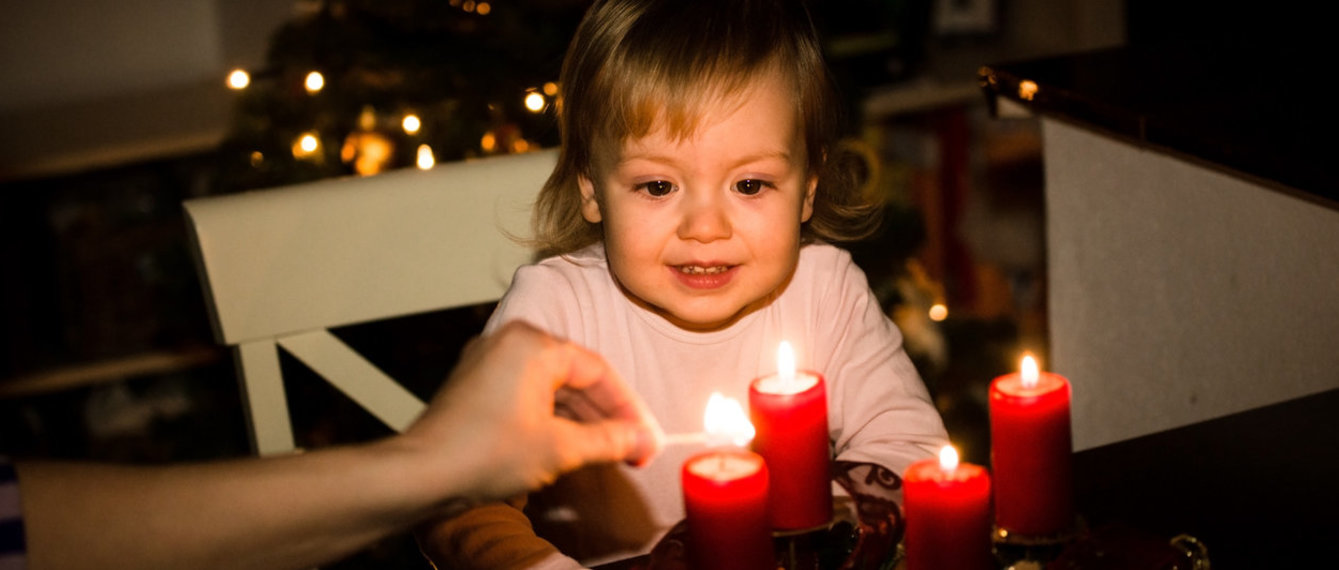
[1071,387,1339,568]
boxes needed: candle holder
[1032,523,1211,570]
[645,461,906,570]
[991,517,1082,569]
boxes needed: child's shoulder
[511,243,610,291]
[791,243,870,298]
[798,241,856,271]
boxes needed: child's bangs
[600,59,782,150]
[594,0,794,149]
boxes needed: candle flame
[777,341,796,387]
[1020,354,1039,389]
[703,392,754,447]
[938,445,959,471]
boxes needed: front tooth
[681,265,727,275]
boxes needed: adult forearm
[17,439,460,570]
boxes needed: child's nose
[676,191,732,242]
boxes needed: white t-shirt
[483,242,947,566]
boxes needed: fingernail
[625,427,655,468]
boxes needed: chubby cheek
[600,215,662,283]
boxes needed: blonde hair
[532,0,880,257]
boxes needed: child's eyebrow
[617,149,795,169]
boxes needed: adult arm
[16,322,660,570]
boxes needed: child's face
[578,70,816,332]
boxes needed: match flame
[703,392,754,447]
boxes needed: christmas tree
[218,0,586,192]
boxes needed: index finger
[554,342,665,458]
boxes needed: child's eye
[734,179,769,195]
[637,180,676,197]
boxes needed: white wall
[1,0,223,111]
[0,0,292,178]
[1043,118,1339,450]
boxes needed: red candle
[682,450,774,570]
[681,393,774,570]
[749,341,831,530]
[903,445,994,570]
[989,355,1074,537]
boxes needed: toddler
[417,0,948,567]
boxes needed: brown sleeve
[415,500,568,570]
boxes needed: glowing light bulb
[226,69,250,90]
[543,81,559,96]
[292,132,320,158]
[524,91,546,113]
[1018,80,1038,101]
[357,106,377,131]
[928,303,948,322]
[305,71,325,94]
[416,144,435,170]
[476,2,491,15]
[480,131,497,153]
[402,114,421,134]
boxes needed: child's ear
[800,174,817,222]
[578,175,603,223]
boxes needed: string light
[476,2,491,15]
[416,144,436,169]
[542,82,559,96]
[354,106,375,130]
[402,113,421,134]
[524,91,546,113]
[292,132,321,158]
[929,303,948,322]
[227,69,250,90]
[1018,80,1038,101]
[481,131,497,153]
[305,71,325,94]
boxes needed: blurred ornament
[341,107,394,176]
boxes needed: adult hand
[401,321,664,504]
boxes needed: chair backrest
[184,149,557,455]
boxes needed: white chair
[184,150,556,455]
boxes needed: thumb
[554,418,657,471]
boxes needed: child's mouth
[676,265,732,275]
[672,264,738,290]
